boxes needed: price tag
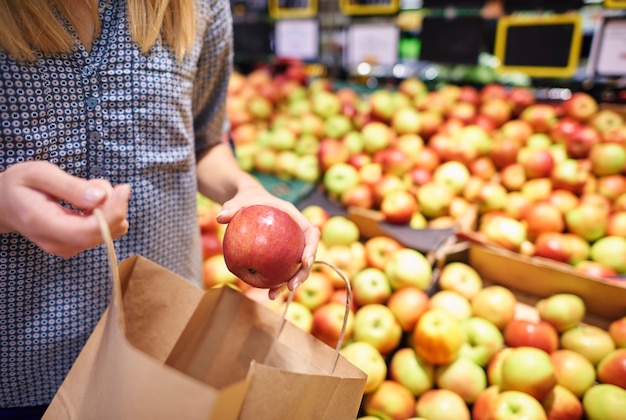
[269,0,318,18]
[588,17,626,77]
[344,23,399,68]
[339,0,400,16]
[275,19,319,60]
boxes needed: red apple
[532,232,573,263]
[222,205,305,289]
[311,301,355,349]
[504,319,560,353]
[562,92,598,122]
[472,385,500,420]
[363,235,404,271]
[521,103,558,133]
[589,142,626,177]
[380,189,419,224]
[363,380,417,419]
[200,232,222,260]
[386,286,430,333]
[575,260,618,279]
[596,348,626,389]
[609,316,626,348]
[202,253,239,289]
[541,384,584,420]
[509,86,536,116]
[520,148,555,179]
[318,138,350,172]
[565,124,601,159]
[535,293,586,333]
[300,204,330,232]
[523,202,565,240]
[341,183,375,209]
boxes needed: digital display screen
[419,16,486,64]
[233,22,274,57]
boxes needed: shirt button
[82,66,94,76]
[86,97,99,108]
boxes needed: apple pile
[197,194,626,419]
[227,70,626,278]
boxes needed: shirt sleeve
[192,0,233,158]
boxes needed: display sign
[274,19,319,61]
[269,0,317,19]
[344,23,399,68]
[339,0,400,16]
[421,0,485,8]
[604,0,626,9]
[503,0,584,13]
[587,16,626,77]
[493,14,583,78]
[419,16,485,65]
[233,22,274,59]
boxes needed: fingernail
[307,256,314,268]
[117,184,131,200]
[85,187,106,203]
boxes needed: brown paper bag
[43,211,367,420]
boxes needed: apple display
[415,389,471,420]
[549,349,597,398]
[560,324,616,365]
[413,308,465,365]
[596,348,626,389]
[535,293,586,333]
[460,316,505,367]
[471,285,517,329]
[582,384,626,420]
[353,303,403,355]
[339,341,388,394]
[351,267,392,307]
[362,380,417,420]
[435,356,487,404]
[386,286,430,333]
[500,346,558,401]
[503,319,559,354]
[389,347,435,397]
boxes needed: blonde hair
[0,0,196,62]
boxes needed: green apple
[565,203,608,243]
[292,271,334,311]
[351,267,392,307]
[486,390,547,420]
[590,236,626,274]
[435,356,487,404]
[363,380,417,420]
[459,316,504,367]
[294,133,320,156]
[583,384,626,420]
[500,346,557,401]
[283,301,313,333]
[416,181,455,219]
[389,347,435,397]
[274,150,299,180]
[535,293,586,333]
[353,303,403,355]
[323,114,353,139]
[384,248,433,291]
[311,90,341,119]
[322,163,361,198]
[311,301,355,349]
[361,121,392,154]
[292,154,320,182]
[339,341,387,394]
[560,324,616,365]
[433,161,471,195]
[320,215,360,247]
[549,349,596,398]
[391,106,421,135]
[438,262,483,300]
[266,126,297,151]
[415,389,471,420]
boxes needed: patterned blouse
[0,0,231,406]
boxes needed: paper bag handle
[276,260,352,373]
[94,208,122,303]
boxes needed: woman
[0,0,319,416]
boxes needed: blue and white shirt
[0,0,232,406]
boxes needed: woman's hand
[216,183,320,300]
[0,161,131,258]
